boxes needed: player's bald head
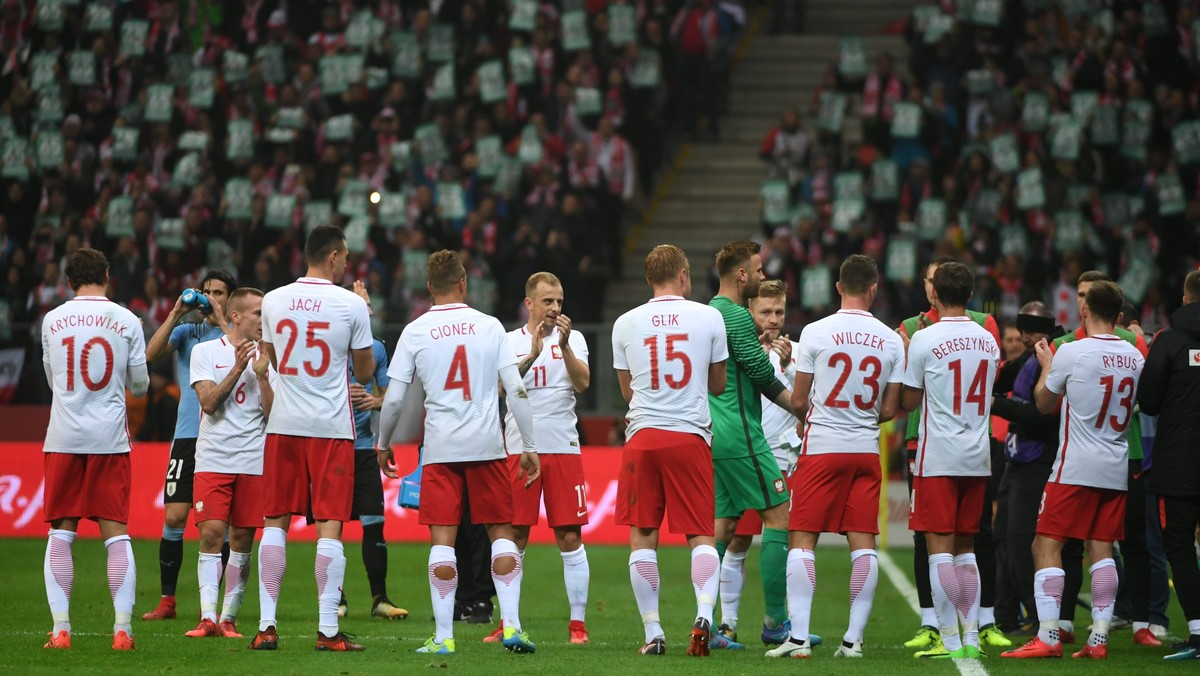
[227,287,264,313]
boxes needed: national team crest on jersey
[195,501,204,512]
[1189,349,1200,366]
[774,478,786,495]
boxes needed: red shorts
[789,453,881,534]
[420,459,513,526]
[43,452,130,523]
[616,428,715,537]
[508,453,589,528]
[1037,482,1126,543]
[263,434,354,521]
[193,472,266,529]
[909,475,987,536]
[735,508,763,536]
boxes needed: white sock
[691,544,719,624]
[561,545,589,622]
[629,549,663,643]
[954,553,981,648]
[979,606,995,627]
[846,549,878,645]
[1188,619,1200,635]
[492,539,523,632]
[1059,619,1075,633]
[105,535,136,635]
[257,527,287,632]
[1133,621,1149,632]
[315,538,346,639]
[428,545,457,643]
[220,550,251,622]
[1034,567,1065,646]
[1088,558,1118,646]
[787,548,816,643]
[197,552,222,622]
[719,549,747,629]
[44,529,75,634]
[921,606,938,628]
[928,553,961,651]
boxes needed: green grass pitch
[0,538,1189,674]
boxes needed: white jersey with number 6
[41,296,146,454]
[903,316,999,477]
[261,277,373,440]
[389,303,515,465]
[1045,335,1144,491]
[190,338,274,475]
[612,296,728,444]
[504,325,589,455]
[797,310,905,456]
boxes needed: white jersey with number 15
[261,277,373,440]
[612,296,728,444]
[389,303,515,465]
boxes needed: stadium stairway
[603,1,910,323]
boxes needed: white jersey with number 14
[612,296,728,444]
[389,303,515,465]
[903,316,999,477]
[1045,335,1144,491]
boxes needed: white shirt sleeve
[885,337,905,384]
[386,333,416,384]
[1044,345,1070,395]
[902,333,926,389]
[611,318,629,370]
[349,294,374,350]
[710,314,729,363]
[190,343,215,387]
[494,320,518,369]
[260,298,275,345]
[570,330,590,360]
[796,326,818,374]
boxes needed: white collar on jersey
[296,277,333,284]
[648,295,684,302]
[428,303,469,311]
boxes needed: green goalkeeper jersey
[708,296,788,460]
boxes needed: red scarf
[861,72,902,119]
[590,132,628,195]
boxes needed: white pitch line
[878,550,989,676]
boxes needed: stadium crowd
[755,0,1200,331]
[1,0,748,403]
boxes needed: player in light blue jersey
[141,270,234,621]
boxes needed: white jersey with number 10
[1045,335,1144,491]
[389,303,515,465]
[42,296,146,454]
[612,296,728,444]
[261,277,373,440]
[797,310,905,456]
[902,316,999,478]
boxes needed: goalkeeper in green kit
[707,241,821,649]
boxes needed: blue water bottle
[181,288,213,315]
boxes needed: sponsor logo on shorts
[1189,349,1200,366]
[195,501,204,512]
[576,510,587,518]
[773,478,786,495]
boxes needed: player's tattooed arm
[518,323,546,376]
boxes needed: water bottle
[181,288,213,315]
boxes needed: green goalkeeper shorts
[714,450,790,519]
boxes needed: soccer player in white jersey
[185,288,275,639]
[716,279,798,650]
[766,255,904,659]
[490,272,592,645]
[376,250,541,656]
[611,244,729,657]
[901,261,999,660]
[1002,281,1145,660]
[40,248,148,651]
[254,225,375,652]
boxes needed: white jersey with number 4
[798,310,905,456]
[504,325,588,455]
[190,338,275,475]
[903,316,999,477]
[261,277,373,440]
[612,296,728,443]
[1045,335,1144,491]
[761,343,800,468]
[390,303,515,465]
[41,296,146,454]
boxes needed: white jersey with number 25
[389,303,515,465]
[612,296,728,444]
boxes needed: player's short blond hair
[756,279,787,299]
[227,287,264,312]
[644,245,689,286]
[525,271,562,298]
[426,250,466,294]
